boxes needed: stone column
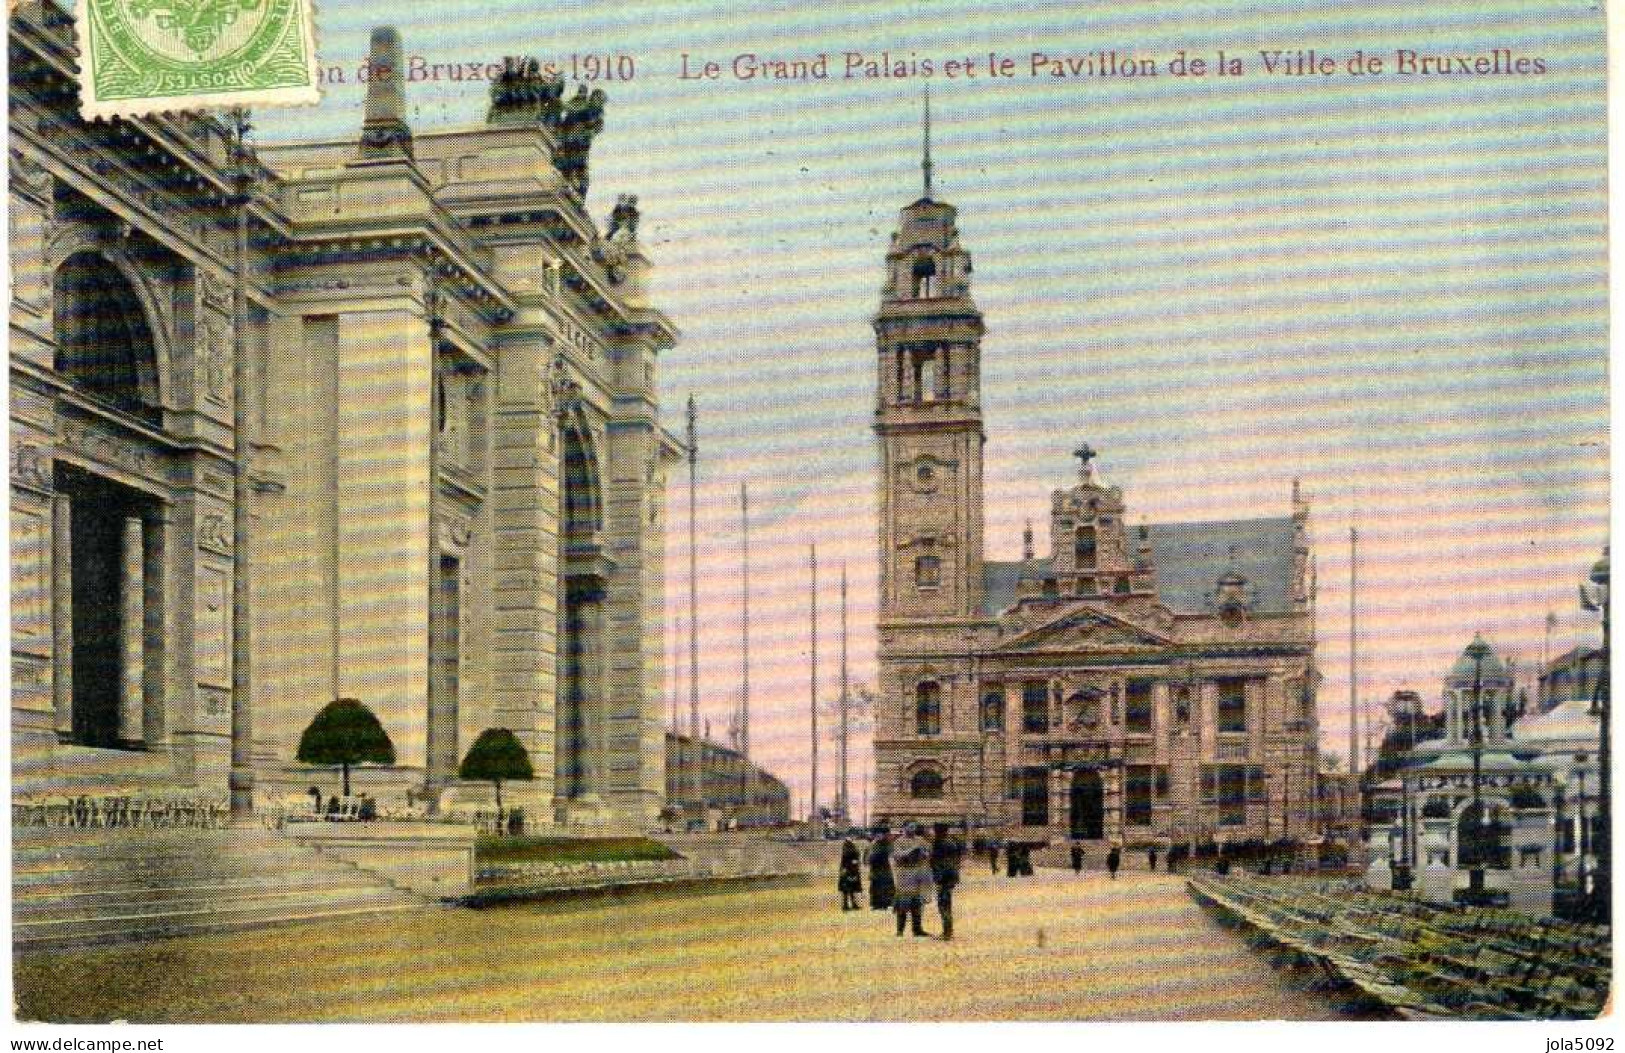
[581,592,607,802]
[50,492,73,740]
[119,515,145,747]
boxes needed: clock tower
[873,97,986,622]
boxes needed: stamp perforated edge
[74,0,323,120]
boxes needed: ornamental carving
[198,511,233,554]
[200,270,232,313]
[11,442,51,490]
[58,419,160,479]
[9,153,52,200]
[197,319,229,403]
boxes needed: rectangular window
[915,554,941,588]
[1022,681,1049,734]
[915,682,941,736]
[1125,765,1154,826]
[1125,679,1153,733]
[980,690,1005,732]
[1218,678,1248,733]
[1201,767,1218,804]
[1218,765,1247,826]
[1021,767,1049,826]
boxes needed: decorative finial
[359,27,414,160]
[922,85,933,200]
[1073,442,1098,483]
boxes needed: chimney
[359,27,413,160]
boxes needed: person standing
[988,839,1000,875]
[838,839,863,911]
[930,824,964,941]
[891,822,934,937]
[1070,842,1084,874]
[868,832,896,911]
[1106,844,1122,880]
[1147,845,1159,872]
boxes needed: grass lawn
[476,834,681,865]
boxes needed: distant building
[1538,646,1605,714]
[664,733,790,829]
[1367,636,1559,915]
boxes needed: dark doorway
[1070,768,1105,840]
[59,469,149,748]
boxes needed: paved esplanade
[15,867,1344,1022]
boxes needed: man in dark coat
[930,824,964,940]
[988,840,1000,875]
[1070,842,1084,874]
[1147,845,1159,872]
[1106,844,1121,879]
[868,832,896,910]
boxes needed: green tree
[459,728,534,812]
[296,698,395,796]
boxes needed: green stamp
[76,0,321,118]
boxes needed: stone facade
[870,182,1321,849]
[9,6,679,831]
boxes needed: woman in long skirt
[837,839,863,910]
[868,832,896,910]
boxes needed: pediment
[994,604,1174,653]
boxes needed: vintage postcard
[6,0,1612,1036]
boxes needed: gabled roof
[981,516,1298,617]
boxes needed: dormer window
[912,257,938,298]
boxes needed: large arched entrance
[1070,768,1105,840]
[49,251,169,751]
[53,252,161,424]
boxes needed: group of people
[837,822,964,940]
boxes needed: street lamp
[1463,636,1492,899]
[1580,545,1609,924]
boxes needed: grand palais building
[870,166,1323,849]
[9,3,681,830]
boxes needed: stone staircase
[13,825,429,952]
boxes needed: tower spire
[922,85,934,199]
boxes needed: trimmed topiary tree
[296,698,395,796]
[459,728,534,812]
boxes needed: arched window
[911,257,938,298]
[53,252,161,423]
[915,554,941,588]
[916,681,941,736]
[910,767,944,799]
[1074,525,1097,569]
[915,354,937,402]
[561,425,601,534]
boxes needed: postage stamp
[74,0,320,118]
